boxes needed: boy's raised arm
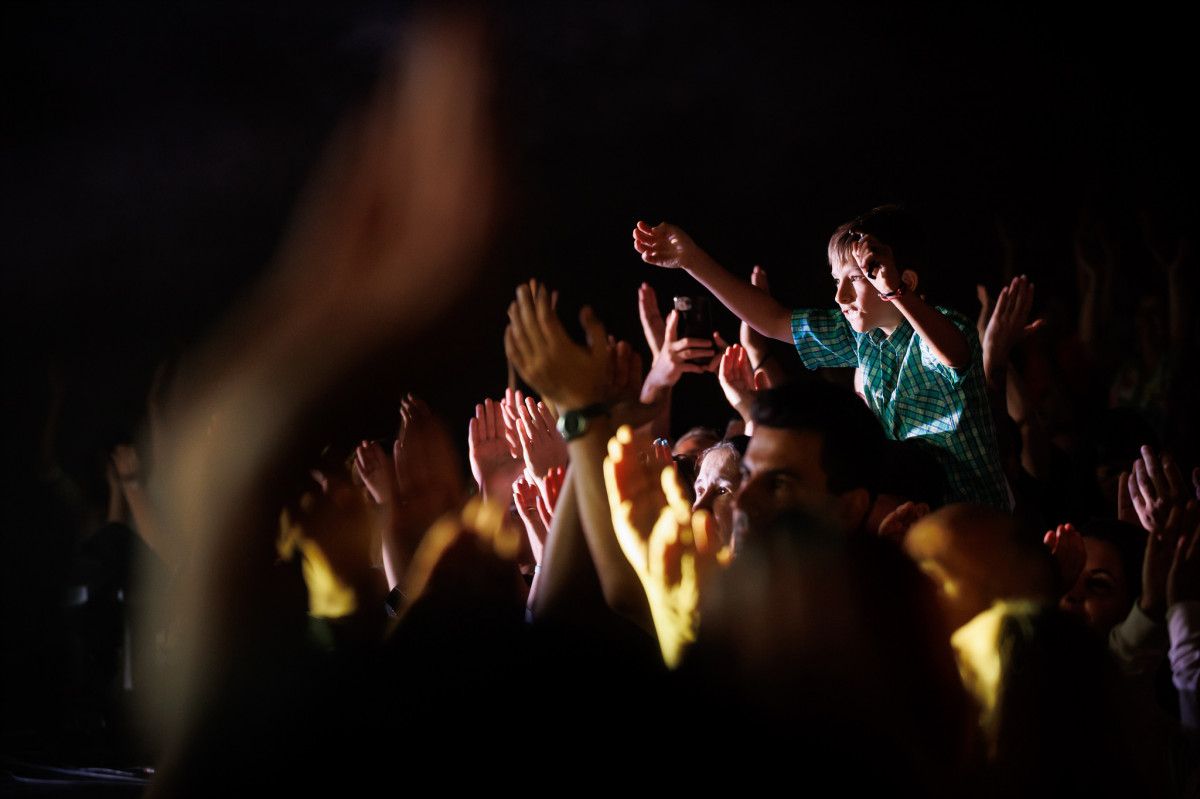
[633,221,794,343]
[853,233,971,370]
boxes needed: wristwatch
[556,403,610,442]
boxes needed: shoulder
[791,307,855,340]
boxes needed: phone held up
[673,295,713,366]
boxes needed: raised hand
[111,443,142,485]
[355,440,397,505]
[605,337,644,407]
[978,275,1046,390]
[512,474,548,565]
[638,282,667,355]
[500,387,526,460]
[718,343,768,431]
[851,232,905,295]
[535,464,565,529]
[603,424,722,667]
[388,395,465,588]
[1130,446,1186,536]
[1129,446,1190,621]
[505,279,608,411]
[1044,522,1086,595]
[509,396,568,489]
[632,221,699,270]
[640,309,714,403]
[468,397,522,500]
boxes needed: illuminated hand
[718,343,768,428]
[1130,447,1190,620]
[535,465,565,529]
[641,310,713,403]
[500,387,527,459]
[603,425,723,668]
[632,221,698,270]
[851,232,904,294]
[638,282,667,355]
[1130,446,1185,535]
[355,440,397,505]
[505,280,607,411]
[508,397,568,491]
[468,397,522,500]
[977,276,1046,387]
[1043,522,1086,595]
[512,475,548,564]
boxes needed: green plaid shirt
[791,306,1009,509]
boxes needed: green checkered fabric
[791,306,1008,509]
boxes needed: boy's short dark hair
[828,204,931,280]
[751,381,885,498]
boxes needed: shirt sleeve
[919,307,979,386]
[791,308,859,369]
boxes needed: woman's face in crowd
[692,447,742,549]
[1060,537,1130,634]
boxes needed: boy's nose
[835,279,854,304]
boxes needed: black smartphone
[673,295,713,365]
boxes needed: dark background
[4,0,1194,463]
[1,0,1196,771]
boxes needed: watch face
[559,411,587,440]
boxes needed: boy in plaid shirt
[633,205,1007,510]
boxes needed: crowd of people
[11,16,1200,798]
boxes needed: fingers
[1163,451,1184,500]
[638,282,665,353]
[662,309,680,345]
[578,305,608,355]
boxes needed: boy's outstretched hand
[633,221,697,270]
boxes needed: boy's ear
[900,269,919,293]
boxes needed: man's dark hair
[751,381,885,498]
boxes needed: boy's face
[832,257,903,335]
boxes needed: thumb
[663,309,680,344]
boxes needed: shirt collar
[868,317,914,351]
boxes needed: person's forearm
[567,418,654,632]
[892,293,970,370]
[683,250,793,343]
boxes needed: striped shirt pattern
[791,306,1008,509]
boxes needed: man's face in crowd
[732,426,840,550]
